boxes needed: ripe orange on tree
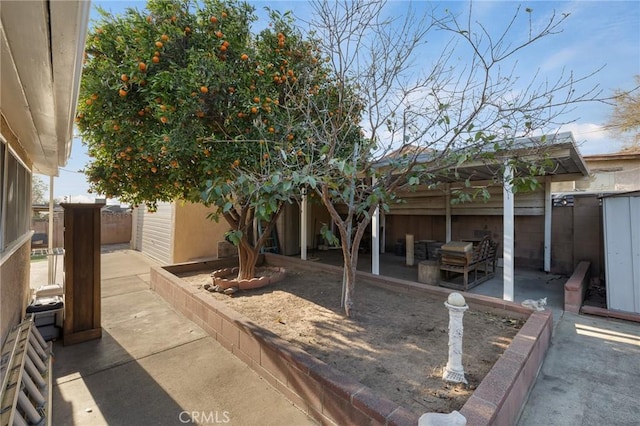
[139,62,147,71]
[152,56,160,63]
[155,41,163,48]
[241,53,249,61]
[118,89,127,97]
[200,86,208,94]
[121,74,129,82]
[161,34,169,41]
[210,16,218,24]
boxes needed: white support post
[371,176,380,275]
[503,163,514,302]
[445,184,452,243]
[372,208,380,275]
[544,177,552,272]
[48,176,55,284]
[300,191,308,260]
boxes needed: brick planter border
[150,254,553,425]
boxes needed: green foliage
[77,0,326,212]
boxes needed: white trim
[503,164,515,302]
[0,231,33,267]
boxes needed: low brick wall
[564,261,591,313]
[150,254,553,425]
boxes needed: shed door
[604,195,640,313]
[136,202,174,265]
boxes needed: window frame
[0,136,33,259]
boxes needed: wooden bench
[439,236,499,291]
[0,318,53,426]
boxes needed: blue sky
[49,0,640,201]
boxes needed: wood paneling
[62,203,103,345]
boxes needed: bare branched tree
[606,75,640,152]
[32,175,48,205]
[279,0,603,316]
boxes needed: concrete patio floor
[308,249,566,323]
[31,247,314,426]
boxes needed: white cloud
[558,122,624,155]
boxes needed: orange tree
[77,0,328,278]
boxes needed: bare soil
[179,264,524,415]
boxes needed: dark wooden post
[61,203,104,345]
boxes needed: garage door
[134,202,174,264]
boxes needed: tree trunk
[237,237,258,280]
[341,241,359,317]
[343,262,357,317]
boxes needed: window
[0,138,32,254]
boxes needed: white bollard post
[443,292,468,384]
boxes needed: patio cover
[300,132,590,301]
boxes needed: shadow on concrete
[53,330,187,425]
[51,248,315,426]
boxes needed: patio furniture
[439,236,499,291]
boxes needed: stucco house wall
[172,202,231,262]
[0,124,34,344]
[552,152,640,193]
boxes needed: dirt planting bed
[178,263,525,414]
